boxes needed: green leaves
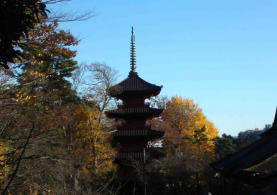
[190,126,209,145]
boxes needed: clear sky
[52,0,277,135]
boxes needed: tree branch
[1,124,34,195]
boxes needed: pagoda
[106,27,164,174]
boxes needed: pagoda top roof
[109,72,162,98]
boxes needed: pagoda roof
[211,108,277,176]
[106,106,163,118]
[109,72,162,98]
[261,107,277,137]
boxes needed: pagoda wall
[122,98,145,106]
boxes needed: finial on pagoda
[129,26,137,76]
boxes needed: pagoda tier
[109,72,162,99]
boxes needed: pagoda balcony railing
[113,129,148,137]
[113,129,164,139]
[117,103,150,109]
[117,151,149,160]
[107,107,163,115]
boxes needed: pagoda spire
[129,26,137,75]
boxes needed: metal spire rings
[130,26,137,75]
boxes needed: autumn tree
[160,96,218,156]
[70,102,116,192]
[148,96,218,194]
[0,19,120,193]
[0,20,81,194]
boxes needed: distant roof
[108,72,162,98]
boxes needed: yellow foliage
[0,140,9,184]
[164,97,217,135]
[162,96,218,156]
[14,90,37,103]
[72,105,115,179]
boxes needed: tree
[0,19,120,193]
[71,103,115,184]
[0,0,48,69]
[0,21,80,194]
[148,96,218,194]
[73,63,118,124]
[160,96,218,155]
[214,134,236,160]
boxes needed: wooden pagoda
[106,27,164,174]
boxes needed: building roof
[211,134,277,175]
[109,73,162,98]
[261,107,277,137]
[211,108,277,176]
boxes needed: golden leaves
[0,141,9,183]
[162,96,218,154]
[71,105,115,179]
[14,91,33,103]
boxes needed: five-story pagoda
[106,27,164,174]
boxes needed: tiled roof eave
[108,74,162,97]
[211,134,277,175]
[109,88,162,98]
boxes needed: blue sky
[52,0,277,135]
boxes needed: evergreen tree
[0,0,48,69]
[214,134,236,160]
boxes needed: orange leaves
[26,22,78,59]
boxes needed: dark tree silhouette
[0,0,48,69]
